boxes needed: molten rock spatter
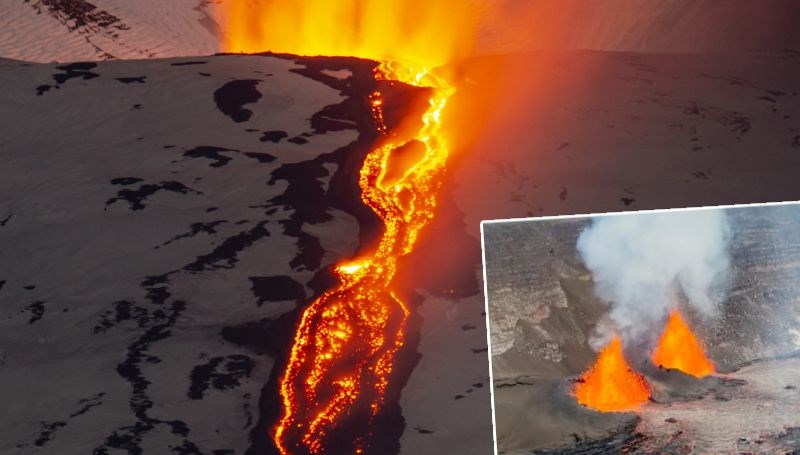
[651,310,715,378]
[574,337,651,412]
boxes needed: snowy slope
[0,53,370,453]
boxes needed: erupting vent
[651,310,715,378]
[574,337,651,412]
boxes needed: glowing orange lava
[220,1,479,453]
[651,310,715,378]
[574,337,651,412]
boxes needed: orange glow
[651,310,715,378]
[272,67,452,454]
[221,1,473,453]
[574,337,651,412]
[220,0,479,68]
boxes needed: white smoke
[576,209,732,349]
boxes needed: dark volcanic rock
[214,79,263,123]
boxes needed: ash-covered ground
[483,205,800,453]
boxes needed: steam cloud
[576,209,732,349]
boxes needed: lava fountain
[221,1,480,453]
[574,336,651,412]
[651,310,715,378]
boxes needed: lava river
[220,0,480,453]
[272,65,455,454]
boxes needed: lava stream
[651,310,715,378]
[273,64,454,454]
[574,336,651,412]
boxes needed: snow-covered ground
[0,53,367,453]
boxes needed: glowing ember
[221,1,475,453]
[574,337,651,412]
[652,310,715,378]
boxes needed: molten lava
[652,310,715,378]
[574,337,651,412]
[221,1,479,453]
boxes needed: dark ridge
[183,145,238,168]
[182,221,270,272]
[32,393,105,447]
[198,72,212,77]
[260,130,288,143]
[34,421,66,447]
[289,231,324,271]
[214,79,262,123]
[36,85,52,96]
[92,301,147,335]
[26,301,45,324]
[0,214,11,226]
[182,145,276,167]
[26,1,127,32]
[287,136,309,145]
[24,285,36,290]
[115,76,146,84]
[244,152,276,163]
[156,220,226,249]
[187,355,255,399]
[249,276,306,304]
[110,177,143,186]
[53,62,100,84]
[171,61,208,66]
[105,181,201,211]
[0,280,5,291]
[93,301,202,454]
[70,393,105,418]
[621,197,636,206]
[717,111,752,138]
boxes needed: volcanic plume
[651,310,715,377]
[576,210,732,348]
[573,336,651,412]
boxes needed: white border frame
[479,199,800,455]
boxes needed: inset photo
[481,202,800,454]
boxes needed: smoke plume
[576,209,732,349]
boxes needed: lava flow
[574,336,651,412]
[221,1,479,453]
[272,65,454,455]
[651,310,715,378]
